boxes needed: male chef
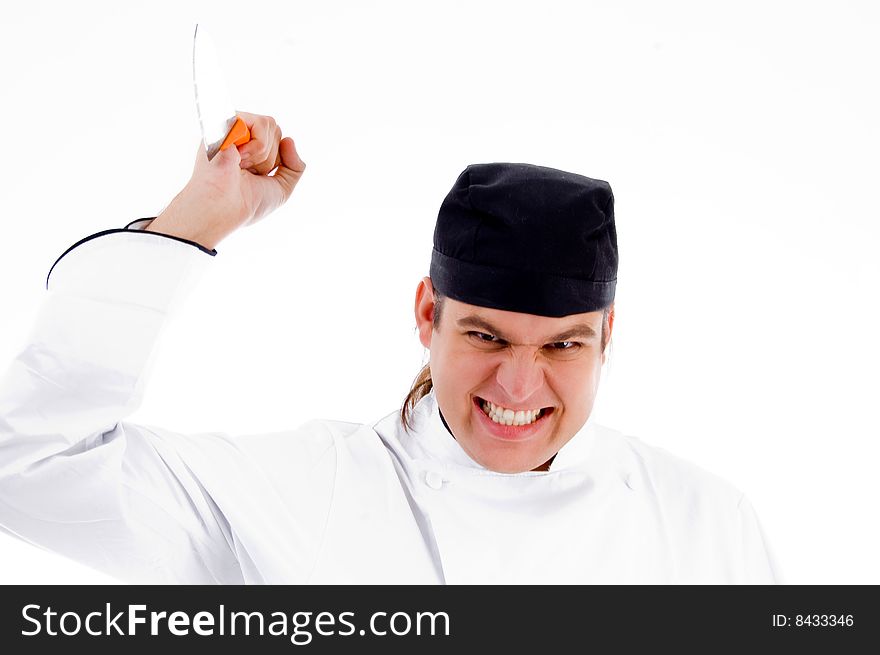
[0,112,779,583]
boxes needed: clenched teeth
[480,399,544,426]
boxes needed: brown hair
[400,291,614,431]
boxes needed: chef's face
[414,277,613,473]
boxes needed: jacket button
[425,471,444,489]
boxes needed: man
[0,113,779,583]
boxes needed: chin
[467,447,549,474]
[488,461,541,474]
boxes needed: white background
[1,0,878,584]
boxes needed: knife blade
[193,23,250,161]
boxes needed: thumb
[271,137,306,201]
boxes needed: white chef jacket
[0,219,781,584]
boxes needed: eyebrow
[455,315,599,343]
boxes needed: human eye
[545,341,581,351]
[467,331,503,345]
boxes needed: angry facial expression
[415,277,612,473]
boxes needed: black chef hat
[429,162,618,317]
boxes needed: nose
[495,350,545,404]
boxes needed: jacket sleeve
[0,220,247,583]
[737,493,784,584]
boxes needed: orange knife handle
[219,116,251,152]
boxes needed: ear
[414,276,436,349]
[602,303,615,364]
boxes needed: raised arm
[0,114,306,583]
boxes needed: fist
[147,112,306,249]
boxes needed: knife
[193,23,250,161]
